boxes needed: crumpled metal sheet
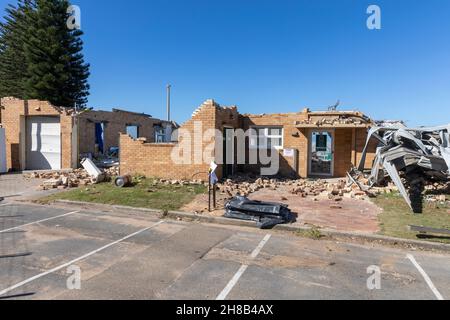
[224,197,295,229]
[350,123,450,211]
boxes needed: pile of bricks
[104,166,120,177]
[157,179,205,186]
[24,166,120,190]
[215,175,369,201]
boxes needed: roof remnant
[112,108,152,118]
[295,110,373,128]
[350,123,450,212]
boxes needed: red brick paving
[182,186,382,234]
[248,188,381,234]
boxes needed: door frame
[223,127,235,178]
[308,129,335,177]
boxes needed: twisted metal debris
[350,123,450,212]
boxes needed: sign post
[209,161,218,212]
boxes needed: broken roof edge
[242,107,373,120]
[0,96,76,115]
[180,98,379,127]
[112,108,152,118]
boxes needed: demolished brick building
[120,99,378,181]
[0,97,175,171]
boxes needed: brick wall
[354,128,378,169]
[240,112,376,178]
[119,101,378,180]
[0,97,74,171]
[119,137,210,180]
[240,112,309,178]
[334,129,353,177]
[120,100,240,180]
[0,97,170,171]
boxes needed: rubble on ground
[214,173,378,202]
[24,166,120,190]
[156,178,206,186]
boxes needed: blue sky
[1,0,449,126]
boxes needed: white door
[26,117,61,170]
[0,128,7,173]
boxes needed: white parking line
[407,254,444,300]
[0,220,164,297]
[216,234,271,300]
[0,203,11,207]
[0,211,80,234]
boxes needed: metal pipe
[167,84,171,122]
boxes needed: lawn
[372,192,450,244]
[39,178,207,211]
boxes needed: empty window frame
[249,127,284,149]
[126,125,139,139]
[154,126,166,143]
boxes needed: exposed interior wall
[77,110,163,157]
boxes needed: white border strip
[0,221,164,297]
[0,211,80,234]
[216,234,271,300]
[407,254,444,300]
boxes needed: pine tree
[0,0,34,99]
[24,0,90,108]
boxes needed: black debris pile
[224,196,295,229]
[349,123,450,213]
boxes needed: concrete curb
[53,199,450,252]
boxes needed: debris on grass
[24,166,120,190]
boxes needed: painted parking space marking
[0,211,80,234]
[407,254,444,300]
[216,234,271,300]
[0,220,164,297]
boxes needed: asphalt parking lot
[0,202,449,300]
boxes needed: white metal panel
[26,117,61,170]
[0,128,7,173]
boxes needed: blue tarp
[95,123,104,154]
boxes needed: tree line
[0,0,89,108]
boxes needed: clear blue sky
[1,0,449,126]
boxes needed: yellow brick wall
[119,100,239,181]
[0,98,73,171]
[118,101,378,180]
